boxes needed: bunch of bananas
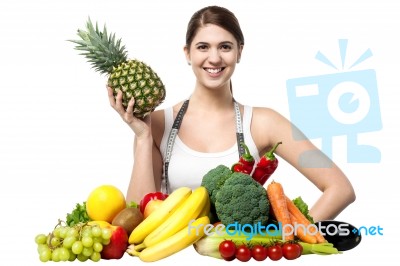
[127,186,211,262]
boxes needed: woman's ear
[237,44,244,63]
[183,45,191,65]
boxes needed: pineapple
[69,18,166,118]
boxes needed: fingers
[114,89,125,113]
[106,86,149,134]
[126,97,135,115]
[107,86,127,112]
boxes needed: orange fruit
[86,185,126,223]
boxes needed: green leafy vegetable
[127,201,139,208]
[292,197,314,223]
[66,202,91,226]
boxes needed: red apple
[143,199,164,219]
[101,225,129,260]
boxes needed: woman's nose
[207,48,222,64]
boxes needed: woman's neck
[189,83,234,111]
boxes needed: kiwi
[112,207,143,235]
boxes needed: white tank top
[160,105,260,193]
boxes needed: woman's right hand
[107,86,151,139]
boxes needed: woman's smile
[204,67,225,76]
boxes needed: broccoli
[201,164,233,206]
[214,172,270,226]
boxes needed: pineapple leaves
[68,17,128,74]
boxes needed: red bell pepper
[139,192,169,214]
[231,142,255,175]
[252,141,282,185]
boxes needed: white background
[1,0,399,265]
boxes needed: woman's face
[184,24,242,91]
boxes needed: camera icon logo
[286,39,382,164]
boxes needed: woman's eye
[220,45,232,51]
[197,45,208,51]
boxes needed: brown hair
[185,6,244,49]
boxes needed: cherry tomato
[251,245,268,261]
[282,242,302,260]
[222,255,236,261]
[297,242,303,257]
[267,244,283,261]
[219,240,236,260]
[235,245,252,262]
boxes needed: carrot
[289,212,318,244]
[266,181,294,241]
[285,196,326,243]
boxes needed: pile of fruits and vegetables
[34,143,345,263]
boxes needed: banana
[198,192,210,218]
[128,186,192,244]
[128,215,210,262]
[138,186,209,250]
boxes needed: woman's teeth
[205,68,223,74]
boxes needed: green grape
[68,252,77,261]
[90,251,101,262]
[35,234,47,245]
[39,248,52,262]
[101,228,112,240]
[59,226,68,239]
[82,246,93,257]
[50,236,61,247]
[51,248,61,262]
[77,253,89,262]
[67,227,79,238]
[91,226,102,237]
[82,227,93,237]
[102,238,110,245]
[93,236,102,243]
[37,244,48,254]
[58,247,70,261]
[63,236,76,249]
[53,227,62,238]
[82,236,94,247]
[93,242,103,253]
[71,240,83,255]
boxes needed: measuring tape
[163,99,244,194]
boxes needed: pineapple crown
[69,18,128,75]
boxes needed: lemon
[86,185,126,223]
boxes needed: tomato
[267,244,283,261]
[297,242,303,257]
[236,245,252,262]
[282,242,302,260]
[219,240,236,260]
[251,245,268,261]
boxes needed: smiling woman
[106,5,356,222]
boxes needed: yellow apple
[143,199,163,218]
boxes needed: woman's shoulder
[250,106,286,120]
[249,106,292,148]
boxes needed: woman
[107,6,355,222]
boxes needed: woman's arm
[126,134,163,203]
[107,87,163,203]
[252,107,356,222]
